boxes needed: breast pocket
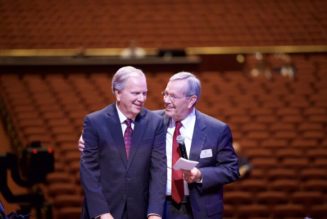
[198,148,215,166]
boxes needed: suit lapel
[106,104,128,166]
[163,113,170,130]
[189,111,207,161]
[127,109,146,168]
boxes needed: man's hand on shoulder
[78,134,85,152]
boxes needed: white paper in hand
[173,158,199,170]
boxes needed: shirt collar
[116,104,128,124]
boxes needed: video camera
[0,141,54,219]
[19,141,54,185]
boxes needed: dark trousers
[163,196,193,219]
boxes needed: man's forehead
[166,80,187,90]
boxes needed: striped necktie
[171,121,184,204]
[124,119,133,158]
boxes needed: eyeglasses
[162,91,185,101]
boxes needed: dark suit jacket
[80,104,167,219]
[160,109,239,219]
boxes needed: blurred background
[0,0,326,218]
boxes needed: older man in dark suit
[80,66,166,219]
[161,72,239,219]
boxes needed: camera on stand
[20,141,55,185]
[0,141,54,219]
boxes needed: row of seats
[0,53,326,218]
[1,0,326,48]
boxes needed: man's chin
[131,106,142,115]
[164,108,174,116]
[133,104,142,110]
[134,109,142,114]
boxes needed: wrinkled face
[116,75,147,119]
[163,80,196,121]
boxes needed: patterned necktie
[171,121,184,204]
[124,119,133,158]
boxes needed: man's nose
[163,95,171,104]
[137,93,146,102]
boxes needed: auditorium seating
[0,53,326,218]
[1,0,326,217]
[0,0,326,49]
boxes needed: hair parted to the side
[169,71,201,100]
[111,66,145,93]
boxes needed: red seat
[224,191,253,205]
[256,191,288,205]
[237,204,270,218]
[270,179,298,193]
[56,207,81,219]
[274,204,305,217]
[303,179,327,192]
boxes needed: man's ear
[188,95,197,108]
[115,90,121,102]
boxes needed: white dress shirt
[166,109,196,196]
[116,104,135,132]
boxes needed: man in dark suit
[80,66,166,219]
[79,70,239,219]
[161,72,239,219]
